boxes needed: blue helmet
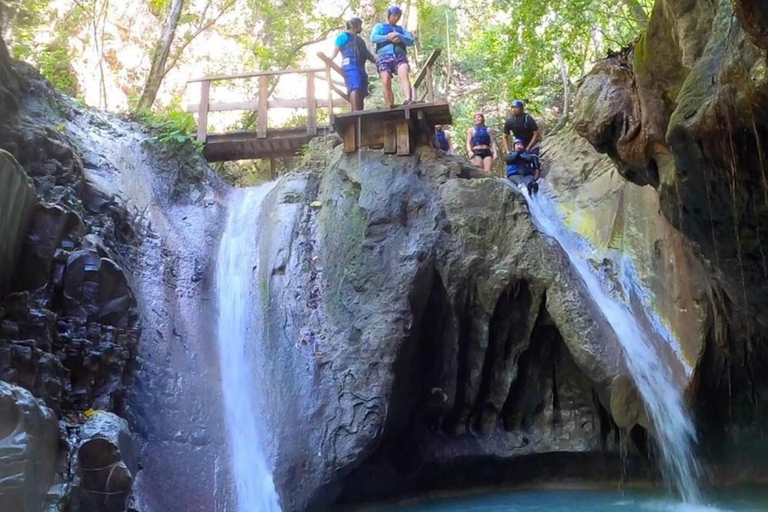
[512,100,524,108]
[513,138,525,145]
[387,5,402,16]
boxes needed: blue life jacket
[436,129,449,151]
[375,24,407,53]
[506,152,539,177]
[472,126,491,147]
[340,33,363,69]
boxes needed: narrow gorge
[2,0,768,511]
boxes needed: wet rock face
[573,0,768,468]
[252,146,645,510]
[0,150,38,292]
[0,381,58,512]
[0,38,143,512]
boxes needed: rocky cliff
[0,31,230,511]
[573,0,768,477]
[246,140,658,510]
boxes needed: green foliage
[135,108,202,149]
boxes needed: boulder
[0,380,58,512]
[74,412,137,512]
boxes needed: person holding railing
[371,6,415,107]
[331,17,377,111]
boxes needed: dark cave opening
[334,277,639,506]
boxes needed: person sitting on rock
[331,17,377,111]
[371,6,415,107]
[466,112,497,173]
[434,125,454,154]
[506,138,541,195]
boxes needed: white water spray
[519,183,702,503]
[216,184,282,512]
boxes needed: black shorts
[472,148,492,159]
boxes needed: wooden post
[325,64,334,123]
[426,66,435,102]
[343,123,357,152]
[396,120,410,155]
[306,71,317,136]
[258,75,269,138]
[196,80,211,143]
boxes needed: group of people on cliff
[331,6,542,194]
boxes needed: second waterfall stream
[216,183,283,512]
[520,182,703,504]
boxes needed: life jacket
[375,24,407,54]
[341,33,363,68]
[472,126,491,147]
[506,152,538,176]
[436,130,449,151]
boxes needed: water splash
[515,182,702,503]
[216,183,282,512]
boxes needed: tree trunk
[621,0,649,27]
[553,42,570,132]
[135,0,185,112]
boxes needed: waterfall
[216,184,282,512]
[519,184,702,503]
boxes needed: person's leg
[471,155,483,168]
[380,71,394,107]
[348,90,359,111]
[396,61,412,102]
[482,156,493,173]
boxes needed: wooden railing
[186,68,350,143]
[413,49,442,102]
[186,48,443,143]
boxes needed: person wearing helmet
[502,100,542,155]
[466,112,498,173]
[505,137,541,195]
[331,17,377,111]
[371,6,415,107]
[434,125,453,154]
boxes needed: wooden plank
[316,52,345,79]
[197,80,211,143]
[325,64,335,124]
[343,122,357,153]
[187,99,333,113]
[426,66,435,102]
[396,119,410,155]
[188,67,325,83]
[258,75,269,138]
[412,49,441,91]
[383,121,397,154]
[307,71,317,136]
[187,100,258,113]
[315,73,347,89]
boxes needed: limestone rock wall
[573,0,768,475]
[249,141,649,510]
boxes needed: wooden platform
[202,126,331,162]
[333,101,452,155]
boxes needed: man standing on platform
[331,17,377,111]
[502,100,542,155]
[371,6,415,107]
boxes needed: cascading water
[517,183,703,503]
[216,183,282,512]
